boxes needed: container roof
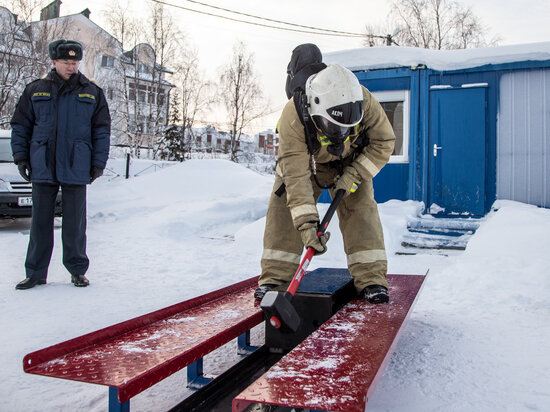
[324,42,550,72]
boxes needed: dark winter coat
[10,69,110,185]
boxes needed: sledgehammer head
[260,291,301,333]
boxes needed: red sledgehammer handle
[286,189,346,297]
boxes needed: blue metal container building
[324,43,550,216]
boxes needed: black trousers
[25,183,88,279]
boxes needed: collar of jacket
[47,69,90,88]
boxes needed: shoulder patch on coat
[78,93,96,100]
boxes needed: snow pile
[0,159,549,411]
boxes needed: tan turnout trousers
[260,169,388,293]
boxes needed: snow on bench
[233,274,426,412]
[23,276,263,412]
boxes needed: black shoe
[254,284,277,301]
[361,285,389,304]
[15,277,47,290]
[71,274,90,287]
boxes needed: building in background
[190,125,255,154]
[0,6,38,127]
[0,0,174,154]
[256,129,279,156]
[1,1,280,160]
[326,43,550,213]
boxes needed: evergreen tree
[161,90,186,161]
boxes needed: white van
[0,130,61,217]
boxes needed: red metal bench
[23,272,426,411]
[233,274,426,412]
[23,276,263,412]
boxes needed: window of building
[138,85,147,103]
[259,135,265,148]
[101,55,114,68]
[127,115,136,133]
[148,87,156,104]
[137,115,146,134]
[371,90,410,163]
[137,63,150,74]
[157,89,165,106]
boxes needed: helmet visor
[313,115,351,141]
[327,100,363,126]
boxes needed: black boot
[254,284,277,301]
[15,277,47,290]
[361,285,389,304]
[71,274,90,287]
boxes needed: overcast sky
[54,0,550,133]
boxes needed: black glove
[90,165,104,183]
[17,159,31,182]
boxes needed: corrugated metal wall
[498,69,550,207]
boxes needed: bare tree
[219,41,266,162]
[103,1,181,159]
[363,23,401,47]
[103,0,143,156]
[0,0,70,126]
[141,2,181,159]
[0,4,32,127]
[171,47,214,155]
[364,0,499,49]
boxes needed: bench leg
[109,387,129,412]
[237,330,259,354]
[187,358,214,389]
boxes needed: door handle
[433,144,442,157]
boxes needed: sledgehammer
[260,189,346,332]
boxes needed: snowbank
[0,160,549,411]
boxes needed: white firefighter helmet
[305,64,363,142]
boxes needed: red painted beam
[23,276,263,403]
[233,273,427,412]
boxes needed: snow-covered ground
[1,159,549,411]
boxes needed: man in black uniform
[11,39,111,289]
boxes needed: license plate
[18,197,33,206]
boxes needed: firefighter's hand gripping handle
[263,189,347,331]
[286,188,345,297]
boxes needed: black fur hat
[48,39,83,61]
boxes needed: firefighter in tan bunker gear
[256,64,395,304]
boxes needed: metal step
[407,227,474,237]
[407,217,481,231]
[401,232,471,250]
[398,215,482,254]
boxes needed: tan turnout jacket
[277,86,396,229]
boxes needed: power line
[151,0,365,38]
[181,0,364,36]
